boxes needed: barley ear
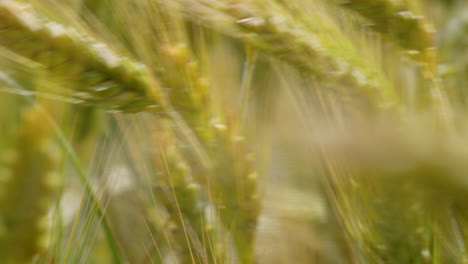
[338,0,436,62]
[0,104,62,264]
[151,121,221,263]
[171,0,399,109]
[0,0,168,113]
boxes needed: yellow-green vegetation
[0,0,467,263]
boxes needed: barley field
[0,0,467,263]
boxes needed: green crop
[0,0,467,263]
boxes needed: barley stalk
[337,0,436,60]
[0,104,61,264]
[0,0,168,113]
[160,42,213,144]
[0,0,214,171]
[157,42,261,262]
[0,1,257,260]
[210,120,261,264]
[151,120,220,264]
[2,0,463,263]
[169,0,399,109]
[162,42,261,264]
[127,2,264,260]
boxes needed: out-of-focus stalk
[0,105,61,264]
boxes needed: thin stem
[238,47,258,128]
